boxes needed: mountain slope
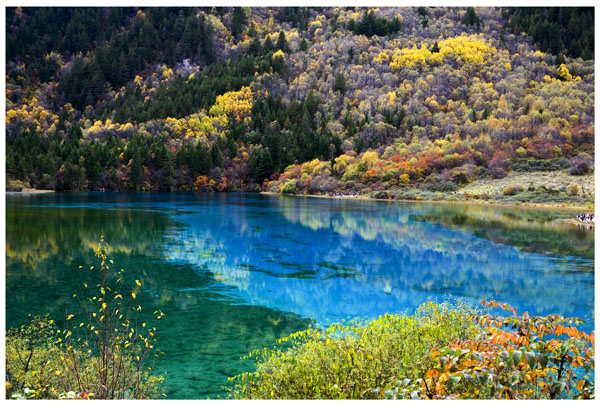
[5,7,594,201]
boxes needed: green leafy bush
[229,301,477,399]
[6,315,65,398]
[278,179,297,194]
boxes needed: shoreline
[260,191,593,212]
[4,188,592,213]
[5,188,55,195]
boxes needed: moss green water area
[5,192,594,398]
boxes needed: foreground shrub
[230,300,594,400]
[229,301,477,399]
[390,301,595,399]
[5,316,162,400]
[5,315,69,398]
[5,238,165,399]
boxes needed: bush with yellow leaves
[5,238,165,399]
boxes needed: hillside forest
[5,7,595,201]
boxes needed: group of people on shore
[575,212,593,230]
[576,213,594,222]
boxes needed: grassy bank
[457,169,594,207]
[265,169,594,212]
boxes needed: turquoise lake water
[5,192,595,398]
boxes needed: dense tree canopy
[5,7,595,194]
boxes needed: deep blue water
[5,192,595,398]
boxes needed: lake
[5,192,595,398]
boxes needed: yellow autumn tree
[209,86,254,121]
[557,64,573,81]
[389,35,494,72]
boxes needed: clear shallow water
[5,192,595,398]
